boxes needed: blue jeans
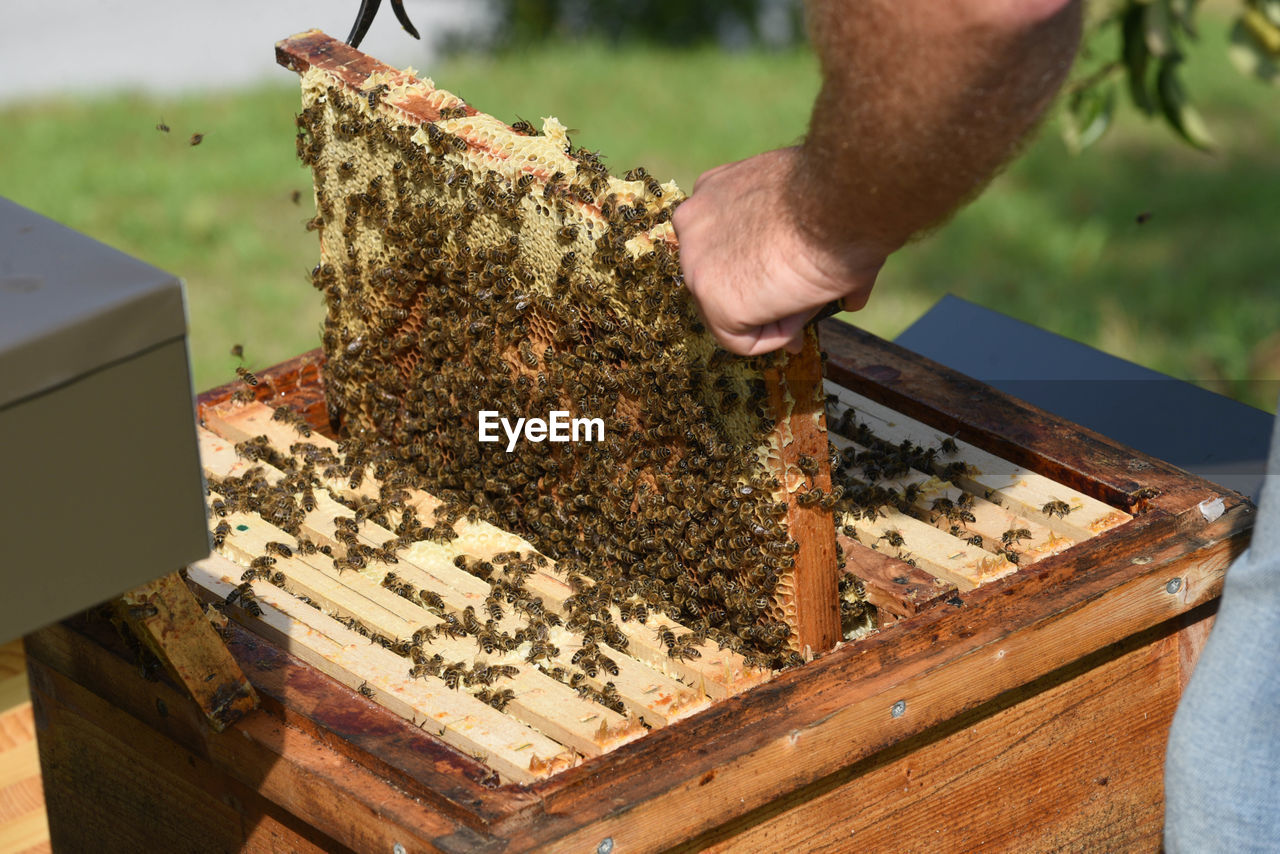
[1165,406,1280,852]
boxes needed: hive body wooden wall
[26,606,1211,852]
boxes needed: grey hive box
[0,197,209,641]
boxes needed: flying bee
[189,133,204,146]
[235,366,259,386]
[155,118,170,133]
[1042,499,1072,519]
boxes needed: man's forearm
[793,0,1083,256]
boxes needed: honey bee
[1042,499,1072,519]
[441,662,467,689]
[211,520,231,546]
[358,681,375,698]
[364,83,389,109]
[1001,528,1032,546]
[881,530,905,548]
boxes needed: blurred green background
[1,6,1276,411]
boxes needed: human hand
[672,147,889,356]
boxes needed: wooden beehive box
[25,317,1252,852]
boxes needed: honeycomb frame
[278,31,850,664]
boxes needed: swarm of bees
[290,66,876,668]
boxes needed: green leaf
[1144,0,1178,56]
[1259,0,1280,29]
[1123,3,1157,114]
[1228,16,1280,86]
[1064,79,1119,153]
[1242,6,1280,53]
[1155,57,1216,150]
[1167,0,1201,38]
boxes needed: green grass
[1,12,1277,411]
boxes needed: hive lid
[0,197,188,409]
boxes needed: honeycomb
[292,51,870,667]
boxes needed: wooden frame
[27,319,1252,851]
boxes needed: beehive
[29,319,1252,851]
[184,347,1132,786]
[286,30,853,665]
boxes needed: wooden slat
[548,629,706,728]
[827,384,1131,539]
[198,422,704,744]
[762,329,841,654]
[212,505,426,642]
[115,572,258,732]
[838,534,957,620]
[839,506,1014,591]
[189,556,571,784]
[204,511,644,757]
[830,433,1073,564]
[203,409,767,698]
[203,404,383,502]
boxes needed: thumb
[749,309,814,356]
